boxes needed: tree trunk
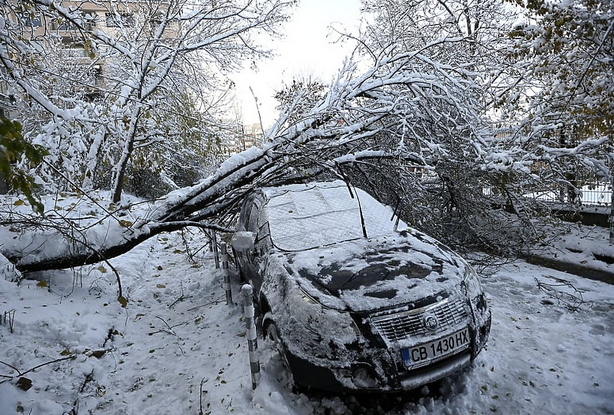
[610,149,614,244]
[11,146,271,273]
[111,108,141,203]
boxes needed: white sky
[231,0,362,127]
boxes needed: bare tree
[358,0,612,251]
[1,43,487,272]
[505,0,613,179]
[1,0,295,200]
[274,75,327,127]
[2,0,611,278]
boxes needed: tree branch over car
[0,0,611,278]
[1,39,483,272]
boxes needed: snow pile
[528,223,614,278]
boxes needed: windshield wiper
[341,179,368,239]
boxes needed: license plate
[402,328,470,368]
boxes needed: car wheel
[236,264,248,283]
[262,312,291,372]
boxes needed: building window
[54,20,78,31]
[150,12,163,26]
[105,13,135,28]
[65,46,88,58]
[21,14,42,27]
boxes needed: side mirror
[231,231,255,253]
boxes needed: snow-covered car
[231,181,491,392]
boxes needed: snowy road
[1,233,613,415]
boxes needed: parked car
[231,181,491,392]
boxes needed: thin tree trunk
[111,108,141,203]
[610,149,614,244]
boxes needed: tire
[262,312,291,372]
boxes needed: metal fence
[484,182,612,208]
[580,183,612,207]
[526,182,612,208]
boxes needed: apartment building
[242,122,264,149]
[219,122,264,155]
[1,1,178,115]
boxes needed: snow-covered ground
[528,222,614,278]
[1,224,613,415]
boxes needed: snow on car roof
[263,181,401,251]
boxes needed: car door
[251,204,272,294]
[235,192,269,291]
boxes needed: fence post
[241,284,260,390]
[220,242,232,305]
[212,231,220,269]
[610,174,613,244]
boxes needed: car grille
[370,297,468,344]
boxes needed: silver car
[232,181,491,392]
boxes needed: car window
[238,193,272,254]
[254,207,272,253]
[238,193,257,232]
[264,184,399,251]
[246,204,260,233]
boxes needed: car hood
[283,230,466,313]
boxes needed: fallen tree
[1,46,485,273]
[2,38,610,276]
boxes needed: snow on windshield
[263,182,400,251]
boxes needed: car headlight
[292,286,360,343]
[462,265,483,300]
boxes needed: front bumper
[274,290,492,393]
[283,341,475,393]
[280,309,491,393]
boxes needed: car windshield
[264,182,400,251]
